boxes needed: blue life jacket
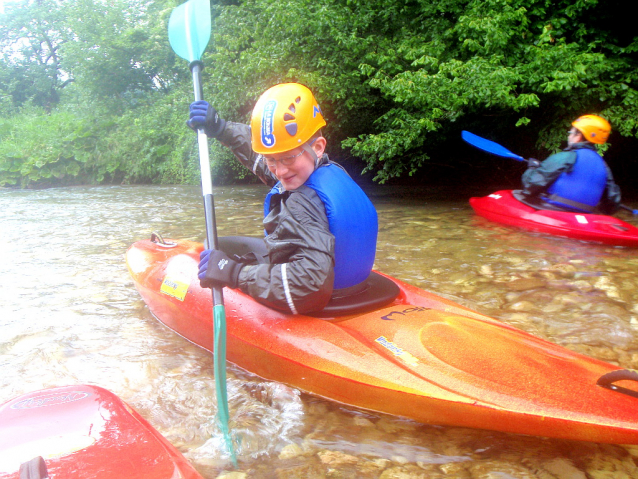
[546,148,607,213]
[264,163,378,289]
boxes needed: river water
[2,184,638,478]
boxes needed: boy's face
[265,147,315,190]
[567,128,582,146]
[264,135,327,190]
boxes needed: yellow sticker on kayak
[375,336,419,366]
[160,277,189,301]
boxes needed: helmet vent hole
[284,113,295,121]
[288,104,296,113]
[285,123,298,136]
[295,96,301,104]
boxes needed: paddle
[620,205,638,215]
[461,130,638,215]
[168,0,237,466]
[461,130,525,162]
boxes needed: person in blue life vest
[187,83,378,314]
[520,114,621,214]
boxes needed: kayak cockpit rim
[150,233,400,318]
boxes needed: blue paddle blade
[168,0,211,62]
[462,130,525,162]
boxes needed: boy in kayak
[187,83,378,314]
[519,114,621,214]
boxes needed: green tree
[0,0,72,110]
[200,0,387,156]
[0,0,181,110]
[60,0,181,103]
[341,0,638,181]
[0,0,189,187]
[190,0,637,183]
[2,0,638,188]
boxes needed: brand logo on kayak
[11,391,91,410]
[380,306,431,321]
[488,194,502,199]
[375,336,419,366]
[161,276,189,301]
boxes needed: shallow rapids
[2,185,638,478]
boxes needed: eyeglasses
[263,149,304,168]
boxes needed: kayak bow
[0,385,203,479]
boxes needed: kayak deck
[469,190,638,246]
[0,385,202,479]
[127,237,638,444]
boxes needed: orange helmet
[250,83,326,154]
[571,115,611,144]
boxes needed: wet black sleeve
[236,189,335,314]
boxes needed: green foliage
[59,0,181,101]
[0,0,71,110]
[98,88,247,186]
[0,0,181,111]
[341,0,638,181]
[203,0,384,147]
[0,86,249,188]
[0,107,105,187]
[1,0,638,187]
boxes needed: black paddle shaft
[190,61,222,308]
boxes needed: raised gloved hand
[527,158,540,168]
[187,100,226,138]
[198,249,243,289]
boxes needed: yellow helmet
[250,83,326,154]
[571,115,611,144]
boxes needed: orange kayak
[126,236,638,444]
[0,385,202,479]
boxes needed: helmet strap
[301,142,320,168]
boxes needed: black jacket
[217,122,335,314]
[521,142,621,214]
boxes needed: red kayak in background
[470,189,638,247]
[0,385,202,479]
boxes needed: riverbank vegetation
[1,0,637,190]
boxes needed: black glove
[187,101,226,138]
[527,158,540,168]
[198,249,244,289]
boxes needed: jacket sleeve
[216,121,278,187]
[236,189,335,314]
[597,162,622,215]
[521,151,576,196]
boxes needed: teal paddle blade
[168,0,237,465]
[213,304,237,466]
[168,0,211,62]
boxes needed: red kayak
[470,189,638,246]
[0,385,202,479]
[126,235,638,445]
